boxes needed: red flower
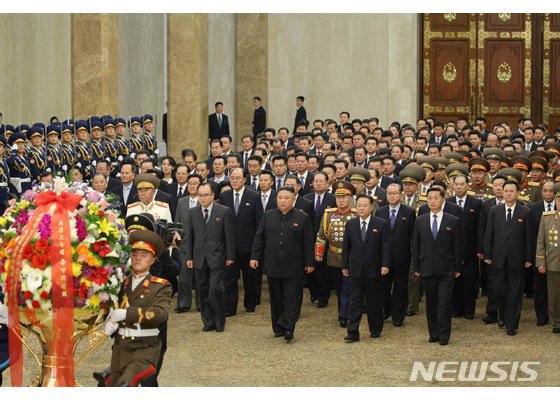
[31,253,49,270]
[34,239,50,253]
[31,300,41,309]
[40,291,49,300]
[22,244,34,260]
[24,291,32,300]
[98,211,105,217]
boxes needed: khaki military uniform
[404,192,427,314]
[536,211,560,329]
[110,274,172,386]
[469,182,494,201]
[519,181,542,204]
[127,200,172,222]
[402,192,427,216]
[315,207,358,267]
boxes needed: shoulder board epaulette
[528,181,540,187]
[542,211,556,216]
[518,195,529,202]
[467,191,476,196]
[150,277,168,284]
[418,195,427,201]
[486,182,493,188]
[155,201,169,207]
[127,202,139,208]
[325,207,337,213]
[350,208,357,212]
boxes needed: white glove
[104,320,119,336]
[110,308,127,322]
[0,303,8,325]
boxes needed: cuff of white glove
[111,309,127,322]
[104,320,119,336]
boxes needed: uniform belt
[118,327,159,338]
[0,182,7,187]
[19,178,31,183]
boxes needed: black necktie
[252,177,258,189]
[361,221,367,242]
[507,208,512,225]
[458,199,463,209]
[204,208,209,223]
[547,203,552,212]
[178,187,184,198]
[277,179,282,190]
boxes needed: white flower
[40,301,51,312]
[53,177,68,196]
[104,251,119,258]
[26,270,43,292]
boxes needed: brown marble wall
[167,14,209,161]
[71,14,119,119]
[235,14,268,145]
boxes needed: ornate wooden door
[544,13,560,131]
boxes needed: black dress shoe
[284,331,294,341]
[370,333,380,338]
[439,339,449,346]
[428,337,439,343]
[536,320,548,326]
[507,329,516,336]
[92,369,111,387]
[317,302,328,308]
[552,327,560,334]
[498,320,505,328]
[344,333,359,342]
[452,312,464,318]
[464,314,474,320]
[525,293,534,299]
[274,331,285,337]
[406,311,417,317]
[383,313,391,320]
[174,307,190,314]
[215,326,224,332]
[483,316,498,324]
[393,321,403,327]
[310,296,317,303]
[245,308,256,313]
[339,318,348,328]
[225,311,236,317]
[202,325,215,332]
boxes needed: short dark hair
[426,187,445,197]
[296,96,305,102]
[215,101,223,107]
[356,193,374,205]
[181,149,197,160]
[253,96,261,101]
[504,180,520,191]
[212,155,226,165]
[198,181,215,194]
[187,173,202,184]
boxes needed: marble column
[235,14,268,145]
[167,13,208,160]
[71,14,119,119]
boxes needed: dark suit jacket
[252,106,266,135]
[251,208,315,278]
[297,172,314,196]
[418,201,462,220]
[303,191,337,233]
[294,195,314,219]
[429,134,448,145]
[447,195,482,259]
[164,182,189,202]
[262,190,277,211]
[208,113,230,140]
[340,216,391,279]
[375,204,416,267]
[412,212,464,277]
[294,106,307,132]
[366,186,387,208]
[380,175,398,189]
[108,177,123,193]
[219,188,264,254]
[184,203,236,269]
[483,203,533,270]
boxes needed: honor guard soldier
[15,124,29,136]
[511,156,541,204]
[535,182,560,334]
[0,137,10,214]
[483,148,505,182]
[26,126,47,181]
[0,125,14,146]
[90,118,106,167]
[468,158,494,200]
[114,117,130,162]
[101,230,171,386]
[60,124,76,176]
[45,124,63,176]
[129,117,145,159]
[142,114,159,163]
[127,173,173,222]
[75,120,92,179]
[7,133,32,196]
[103,118,121,177]
[315,180,358,327]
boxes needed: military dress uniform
[512,156,541,204]
[104,136,120,175]
[7,133,32,196]
[128,117,145,158]
[90,139,106,167]
[126,174,173,222]
[469,158,495,200]
[315,180,357,326]
[0,137,10,214]
[142,114,159,163]
[60,142,76,176]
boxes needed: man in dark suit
[250,186,315,341]
[528,181,556,326]
[96,160,123,194]
[208,101,230,141]
[219,168,264,316]
[294,96,307,133]
[164,163,189,204]
[418,181,462,220]
[413,187,464,345]
[375,182,416,326]
[118,162,138,217]
[184,182,236,332]
[429,122,447,146]
[303,172,336,307]
[484,180,533,335]
[252,96,266,138]
[341,194,391,342]
[280,175,314,221]
[295,153,314,196]
[175,174,203,313]
[446,171,482,319]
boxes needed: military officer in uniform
[129,117,145,159]
[90,118,106,167]
[45,124,63,177]
[535,182,560,333]
[103,118,120,177]
[0,137,10,214]
[468,157,494,200]
[60,124,76,177]
[26,125,47,181]
[7,133,32,196]
[315,180,358,327]
[75,120,92,180]
[142,114,159,164]
[114,117,130,166]
[483,148,505,183]
[102,230,172,386]
[127,174,173,222]
[512,156,541,204]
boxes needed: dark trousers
[479,259,488,294]
[141,321,167,387]
[256,265,264,305]
[534,269,549,324]
[329,267,350,320]
[224,253,258,314]
[423,275,454,341]
[267,276,303,334]
[524,265,534,296]
[176,265,200,310]
[383,262,409,324]
[347,276,383,336]
[195,263,226,329]
[307,260,332,304]
[486,263,500,319]
[452,258,479,316]
[493,266,524,331]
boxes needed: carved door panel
[544,14,560,131]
